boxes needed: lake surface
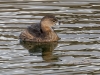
[0,0,100,75]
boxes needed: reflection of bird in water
[20,41,58,62]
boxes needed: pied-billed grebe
[19,15,60,42]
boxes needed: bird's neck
[40,22,54,34]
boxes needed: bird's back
[27,23,43,37]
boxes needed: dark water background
[0,0,100,75]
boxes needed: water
[0,0,100,75]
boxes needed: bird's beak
[56,21,60,25]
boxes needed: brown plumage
[19,15,60,42]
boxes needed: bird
[19,15,60,42]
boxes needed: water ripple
[0,0,100,75]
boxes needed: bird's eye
[52,20,55,22]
